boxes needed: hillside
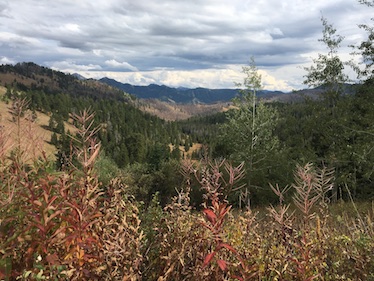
[0,62,189,169]
[99,77,286,104]
[0,63,229,120]
[0,86,56,159]
[137,98,232,121]
[0,62,130,102]
[0,62,358,123]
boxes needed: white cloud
[51,61,102,72]
[59,23,83,34]
[104,59,138,71]
[0,56,15,64]
[0,0,372,90]
[75,65,296,92]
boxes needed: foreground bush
[0,106,373,280]
[0,110,142,280]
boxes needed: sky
[0,0,372,92]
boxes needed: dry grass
[138,98,231,121]
[0,86,76,160]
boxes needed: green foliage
[94,154,121,186]
[0,103,374,280]
[218,59,285,205]
[147,143,170,170]
[125,133,147,164]
[177,111,227,146]
[352,0,374,79]
[303,16,348,104]
[50,132,58,146]
[0,63,179,171]
[48,113,65,134]
[120,159,183,207]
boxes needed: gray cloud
[0,0,372,90]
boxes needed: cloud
[50,61,102,72]
[76,65,295,92]
[104,59,138,71]
[0,56,15,64]
[0,0,11,18]
[0,0,372,91]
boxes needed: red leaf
[219,205,232,218]
[305,274,321,281]
[217,259,227,271]
[218,242,237,254]
[203,251,215,267]
[35,223,46,233]
[203,209,217,224]
[46,253,59,265]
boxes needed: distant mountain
[0,62,358,121]
[99,77,286,104]
[72,73,86,80]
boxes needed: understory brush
[0,102,373,280]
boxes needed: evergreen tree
[48,114,57,131]
[147,143,170,171]
[125,133,146,164]
[170,146,181,160]
[112,143,130,168]
[50,132,58,146]
[55,132,73,170]
[344,79,374,198]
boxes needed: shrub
[1,104,373,280]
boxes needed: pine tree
[50,132,58,146]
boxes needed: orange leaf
[218,242,237,254]
[219,204,231,218]
[217,259,227,271]
[203,209,217,224]
[203,251,215,267]
[46,253,59,265]
[305,275,321,281]
[33,200,42,207]
[77,247,84,259]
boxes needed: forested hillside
[0,62,184,166]
[0,62,197,205]
[0,60,373,204]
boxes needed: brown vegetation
[138,98,232,121]
[0,108,373,280]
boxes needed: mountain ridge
[99,77,287,104]
[0,62,358,120]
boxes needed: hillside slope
[0,86,77,160]
[137,98,232,121]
